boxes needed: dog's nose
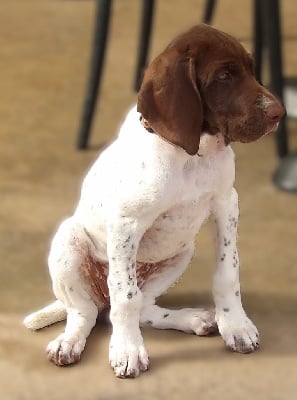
[264,101,286,123]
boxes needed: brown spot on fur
[81,254,110,309]
[81,253,170,309]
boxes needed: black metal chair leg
[77,0,113,150]
[253,0,264,83]
[262,0,288,158]
[202,0,216,24]
[260,0,297,193]
[134,0,155,92]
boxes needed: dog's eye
[217,71,231,81]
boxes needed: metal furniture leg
[263,0,297,193]
[134,0,155,92]
[253,0,263,83]
[203,0,216,24]
[262,0,288,158]
[77,0,113,150]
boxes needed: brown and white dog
[24,24,285,378]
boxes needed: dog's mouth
[241,121,279,143]
[263,121,280,136]
[203,116,281,145]
[226,118,281,144]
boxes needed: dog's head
[137,24,285,155]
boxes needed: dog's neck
[140,115,226,157]
[198,132,226,157]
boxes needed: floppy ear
[137,47,203,155]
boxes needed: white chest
[137,193,212,262]
[76,125,235,264]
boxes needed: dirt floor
[0,1,296,399]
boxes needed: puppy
[24,24,284,378]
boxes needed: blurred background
[0,1,296,399]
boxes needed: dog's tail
[23,300,67,330]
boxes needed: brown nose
[264,101,285,123]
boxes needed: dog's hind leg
[141,304,217,335]
[139,247,217,335]
[45,217,99,366]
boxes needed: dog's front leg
[211,188,259,354]
[107,216,149,378]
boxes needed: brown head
[137,24,285,155]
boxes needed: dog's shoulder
[80,107,185,216]
[89,106,186,186]
[117,106,183,163]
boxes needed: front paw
[47,333,86,366]
[109,334,150,378]
[217,313,260,354]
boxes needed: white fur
[24,106,259,377]
[24,300,66,329]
